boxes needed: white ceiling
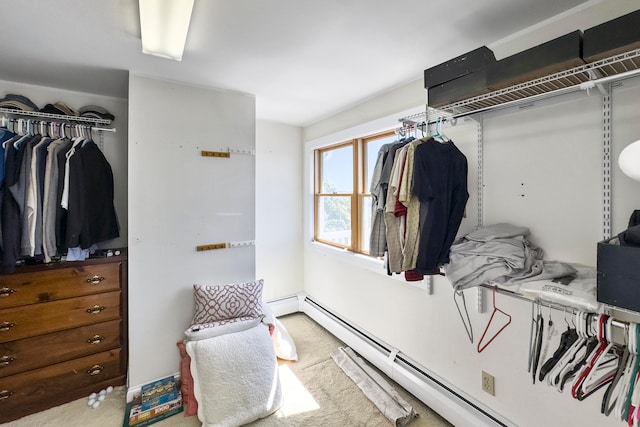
[0,0,599,126]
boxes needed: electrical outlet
[482,371,495,396]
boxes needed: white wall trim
[265,295,302,317]
[299,294,514,427]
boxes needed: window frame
[313,130,396,255]
[314,140,358,250]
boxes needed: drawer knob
[87,364,104,376]
[86,275,106,285]
[0,355,15,367]
[0,322,15,332]
[0,287,15,298]
[87,335,105,344]
[86,305,105,314]
[0,390,14,401]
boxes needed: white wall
[489,0,640,60]
[0,79,128,250]
[482,92,603,264]
[303,80,640,427]
[303,79,427,143]
[256,120,304,300]
[301,3,640,424]
[127,75,256,388]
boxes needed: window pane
[317,196,351,246]
[364,134,396,192]
[361,195,372,253]
[321,145,353,194]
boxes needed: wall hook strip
[196,243,226,251]
[201,151,230,158]
[200,148,256,157]
[196,240,255,251]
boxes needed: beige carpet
[2,313,452,427]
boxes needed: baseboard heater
[300,295,513,427]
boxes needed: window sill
[306,241,430,290]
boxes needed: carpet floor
[2,313,452,427]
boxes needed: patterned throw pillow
[191,279,264,325]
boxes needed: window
[314,131,397,254]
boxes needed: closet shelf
[429,47,640,121]
[0,107,112,125]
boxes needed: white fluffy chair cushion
[186,321,283,427]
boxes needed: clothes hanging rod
[399,108,453,125]
[0,107,112,125]
[3,119,117,133]
[91,126,116,133]
[477,283,636,347]
[478,282,599,316]
[2,118,116,134]
[478,283,636,329]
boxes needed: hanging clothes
[384,142,410,273]
[368,130,469,281]
[55,138,74,255]
[397,137,425,275]
[42,137,70,262]
[412,138,469,275]
[75,139,119,246]
[27,135,52,257]
[2,133,32,272]
[369,143,391,257]
[0,118,118,271]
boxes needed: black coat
[65,140,119,249]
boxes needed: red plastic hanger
[477,285,513,353]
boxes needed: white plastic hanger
[613,322,636,419]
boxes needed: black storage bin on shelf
[597,238,640,312]
[423,46,495,89]
[583,10,640,62]
[487,30,585,90]
[427,69,490,108]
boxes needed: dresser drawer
[0,291,121,343]
[0,319,121,378]
[0,263,122,309]
[0,348,121,422]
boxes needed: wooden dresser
[0,254,127,423]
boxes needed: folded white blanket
[186,321,283,427]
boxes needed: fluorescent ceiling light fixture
[139,0,194,61]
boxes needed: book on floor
[123,376,183,427]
